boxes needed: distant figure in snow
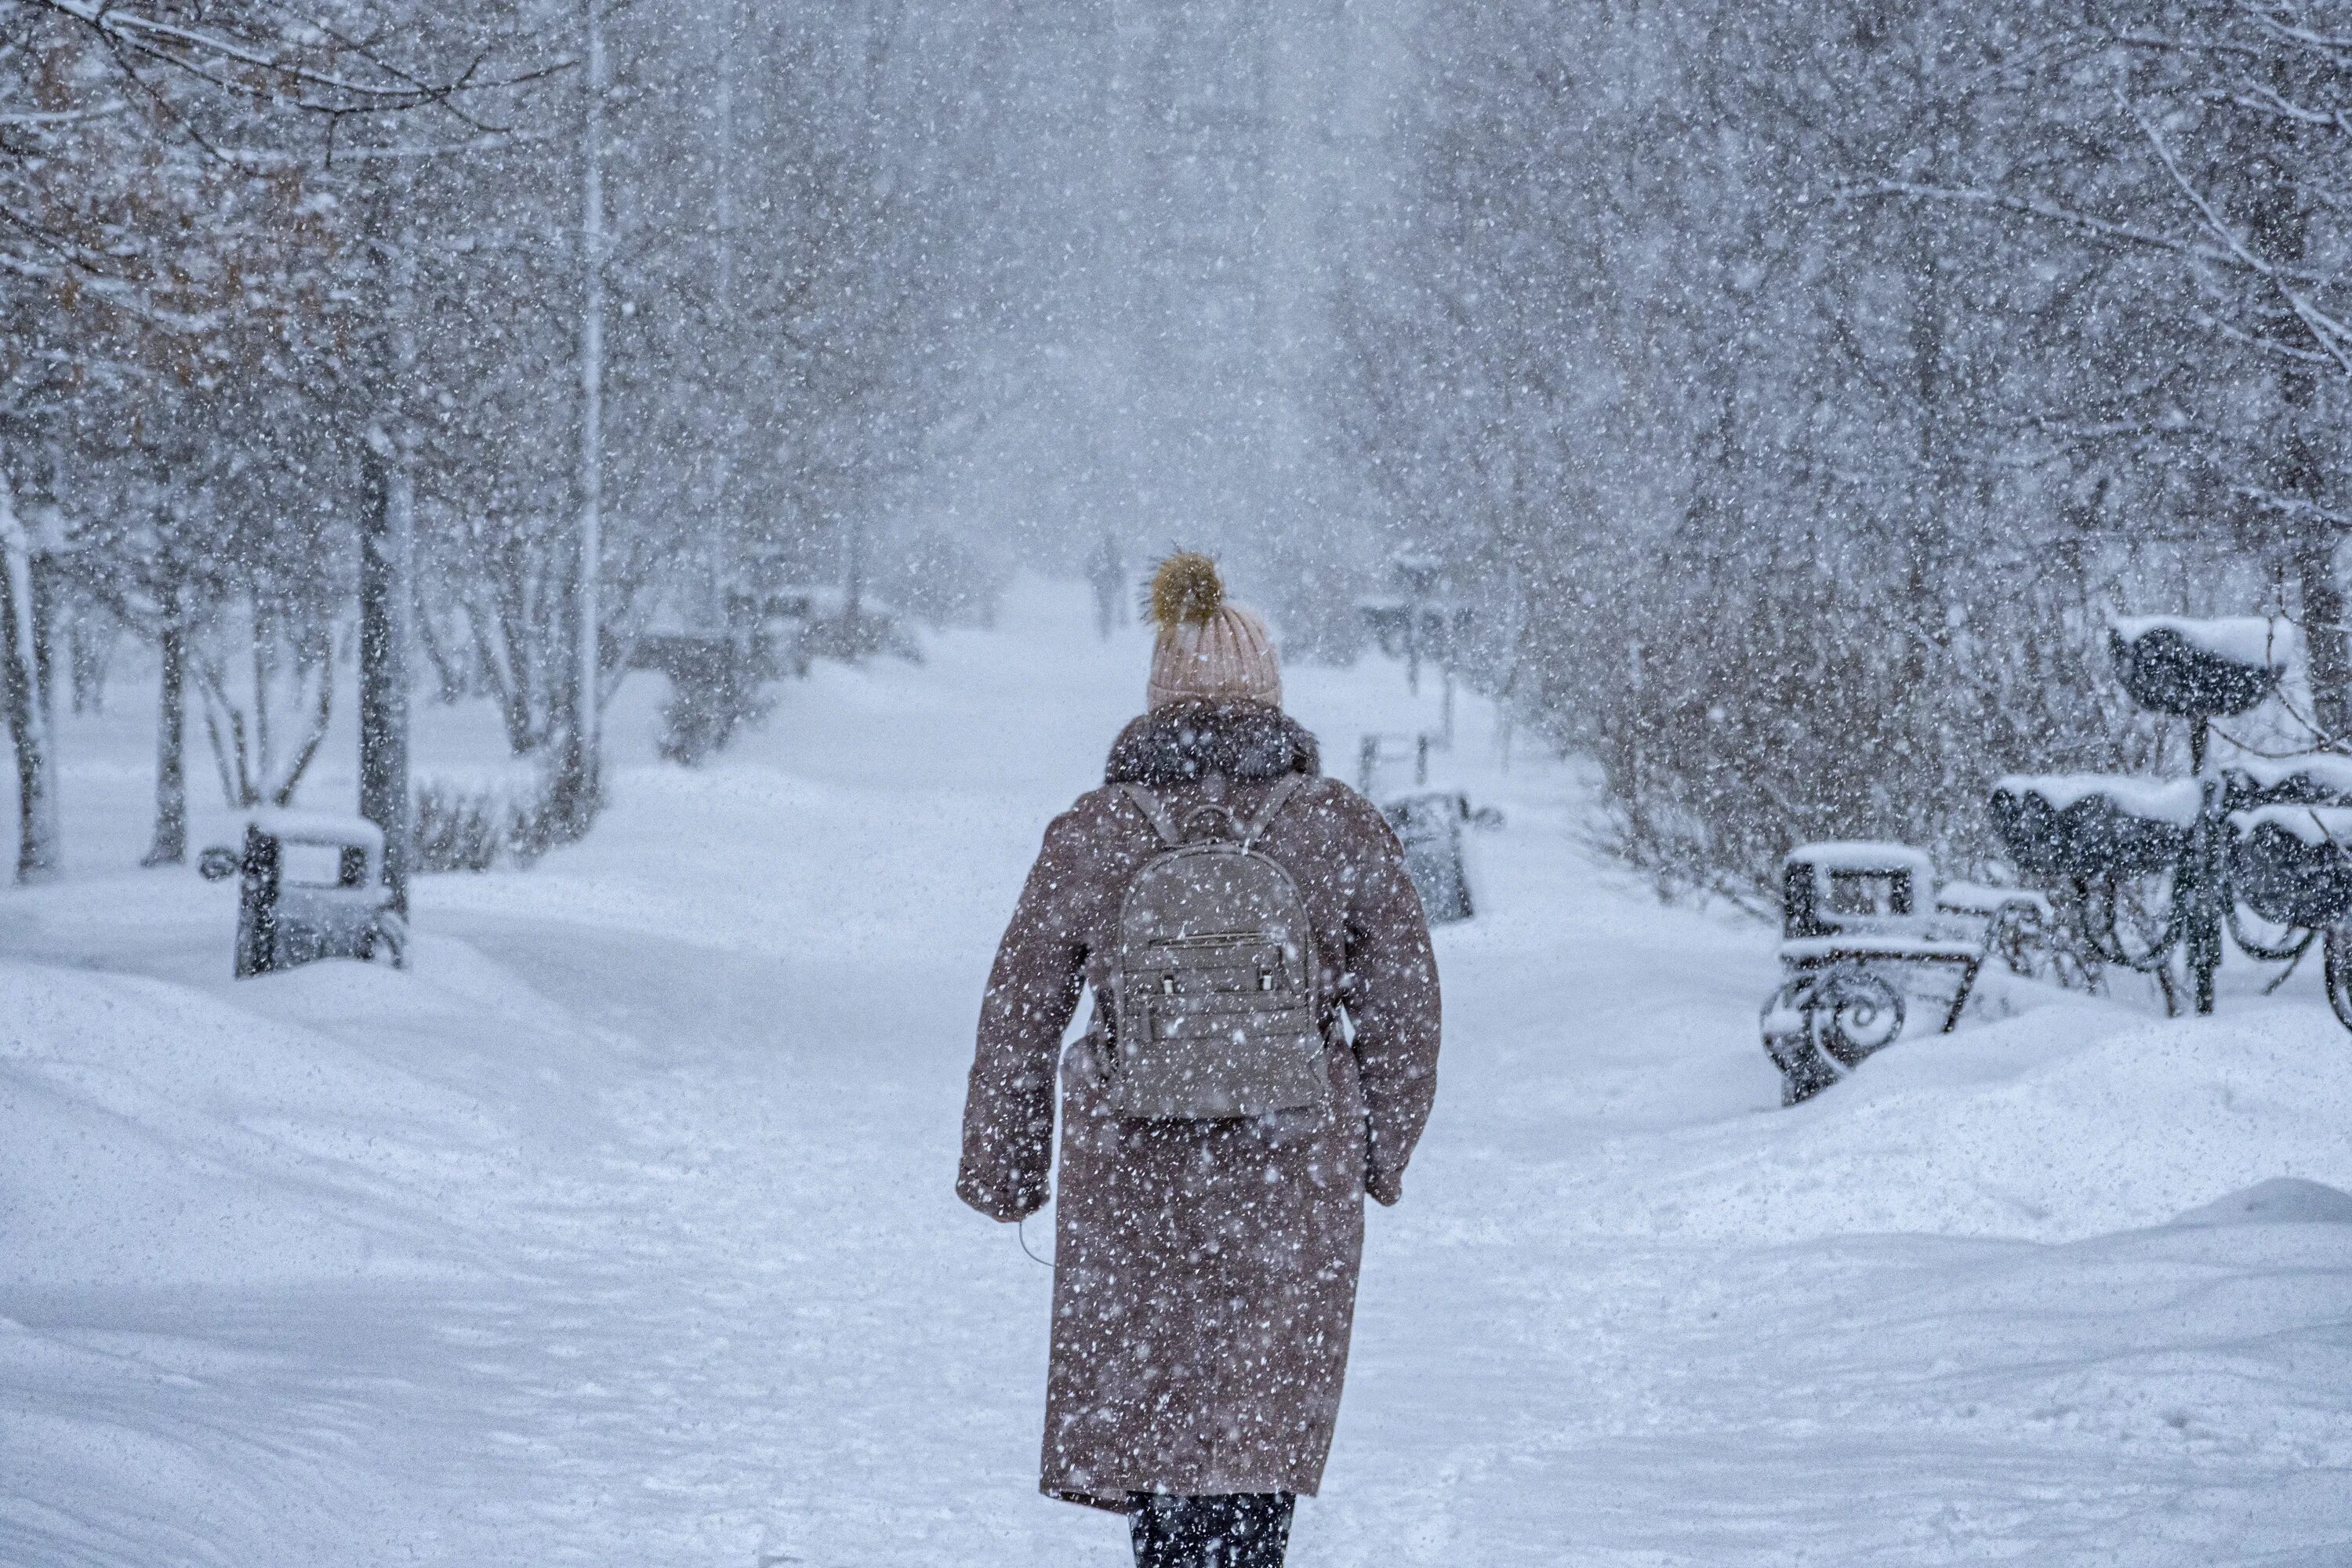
[1087,532,1129,640]
[959,554,1442,1567]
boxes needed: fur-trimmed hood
[1104,699,1320,786]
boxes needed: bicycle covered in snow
[1993,616,2352,1028]
[1771,615,2352,1105]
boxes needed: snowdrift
[5,581,2347,1565]
[2,942,593,1291]
[1584,995,2352,1246]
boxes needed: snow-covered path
[6,582,2350,1566]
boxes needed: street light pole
[560,0,608,833]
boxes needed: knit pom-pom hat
[1144,552,1283,711]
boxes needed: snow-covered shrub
[866,526,1007,630]
[1331,0,2310,910]
[799,601,923,665]
[412,764,557,873]
[656,662,774,767]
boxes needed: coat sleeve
[956,806,1094,1221]
[1340,797,1442,1206]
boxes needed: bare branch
[2122,82,2352,379]
[31,0,480,114]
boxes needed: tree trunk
[251,604,274,792]
[143,575,187,866]
[0,473,60,882]
[707,0,741,626]
[553,0,608,839]
[2295,510,2350,744]
[30,546,56,731]
[360,441,415,916]
[2249,136,2343,742]
[358,147,421,916]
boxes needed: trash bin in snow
[1382,791,1501,925]
[198,811,405,978]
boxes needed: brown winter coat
[957,700,1442,1512]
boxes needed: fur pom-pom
[1148,551,1225,628]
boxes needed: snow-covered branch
[29,0,505,118]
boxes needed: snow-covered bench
[198,811,405,978]
[1762,842,2046,1105]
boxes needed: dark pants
[1130,1493,1295,1568]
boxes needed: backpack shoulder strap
[1240,774,1308,850]
[1118,782,1184,848]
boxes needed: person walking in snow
[958,554,1442,1567]
[1087,531,1129,640]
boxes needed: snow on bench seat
[2230,753,2352,800]
[246,808,387,851]
[1936,881,2050,918]
[1991,773,2204,826]
[2229,804,2352,849]
[2109,614,2296,672]
[1778,935,1986,964]
[1786,840,1935,880]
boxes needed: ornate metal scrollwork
[1760,964,1907,1105]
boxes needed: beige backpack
[1105,775,1332,1118]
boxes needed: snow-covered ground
[5,579,2350,1566]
